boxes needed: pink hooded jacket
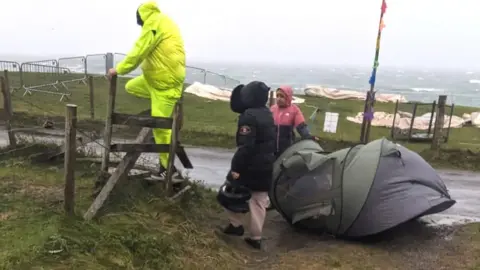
[270,85,305,128]
[270,85,310,156]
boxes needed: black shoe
[223,224,244,236]
[244,237,262,250]
[150,165,184,183]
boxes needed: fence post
[100,75,117,176]
[165,102,180,196]
[3,70,11,96]
[105,52,114,74]
[88,76,95,119]
[64,104,77,216]
[0,76,16,147]
[431,95,447,150]
[269,91,276,107]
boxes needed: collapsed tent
[185,82,306,104]
[346,111,465,130]
[269,138,456,238]
[304,85,408,103]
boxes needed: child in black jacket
[221,81,276,250]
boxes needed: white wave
[417,77,424,80]
[60,64,84,73]
[293,87,303,93]
[411,87,444,92]
[469,79,480,84]
[466,71,474,75]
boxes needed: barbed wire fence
[0,51,241,176]
[0,74,201,221]
[0,71,193,219]
[2,95,160,172]
[0,52,243,216]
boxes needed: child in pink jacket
[270,86,318,157]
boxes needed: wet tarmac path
[6,130,480,224]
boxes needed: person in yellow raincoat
[107,1,185,181]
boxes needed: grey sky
[1,0,479,69]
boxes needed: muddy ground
[213,210,479,270]
[5,129,480,269]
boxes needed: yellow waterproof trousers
[125,75,181,168]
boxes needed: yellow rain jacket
[116,1,186,169]
[116,1,186,99]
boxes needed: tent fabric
[269,137,456,237]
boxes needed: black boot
[150,165,183,183]
[223,224,244,236]
[244,237,262,250]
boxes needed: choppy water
[196,62,480,107]
[3,53,480,107]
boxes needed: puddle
[420,214,480,227]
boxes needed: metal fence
[58,56,87,87]
[85,54,108,79]
[20,62,72,101]
[0,60,21,91]
[113,53,143,78]
[377,89,480,109]
[0,52,241,101]
[185,65,240,89]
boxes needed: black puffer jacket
[229,81,276,192]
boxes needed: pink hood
[277,85,293,107]
[270,85,305,127]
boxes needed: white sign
[323,112,339,133]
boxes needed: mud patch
[1,181,63,204]
[0,211,15,221]
[18,185,63,202]
[221,210,480,269]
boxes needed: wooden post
[165,103,180,196]
[390,99,399,139]
[84,127,152,221]
[444,104,455,143]
[407,103,418,142]
[177,97,184,132]
[431,95,447,150]
[88,76,95,119]
[0,76,16,147]
[360,91,375,143]
[3,70,12,97]
[426,100,437,138]
[100,75,117,176]
[268,91,276,107]
[64,104,77,216]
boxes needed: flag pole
[360,0,387,143]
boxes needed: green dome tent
[269,138,456,238]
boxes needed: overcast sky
[1,0,479,69]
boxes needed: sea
[2,53,480,107]
[195,62,480,108]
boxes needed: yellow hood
[137,1,161,28]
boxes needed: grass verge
[0,142,479,269]
[3,73,480,170]
[0,143,242,270]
